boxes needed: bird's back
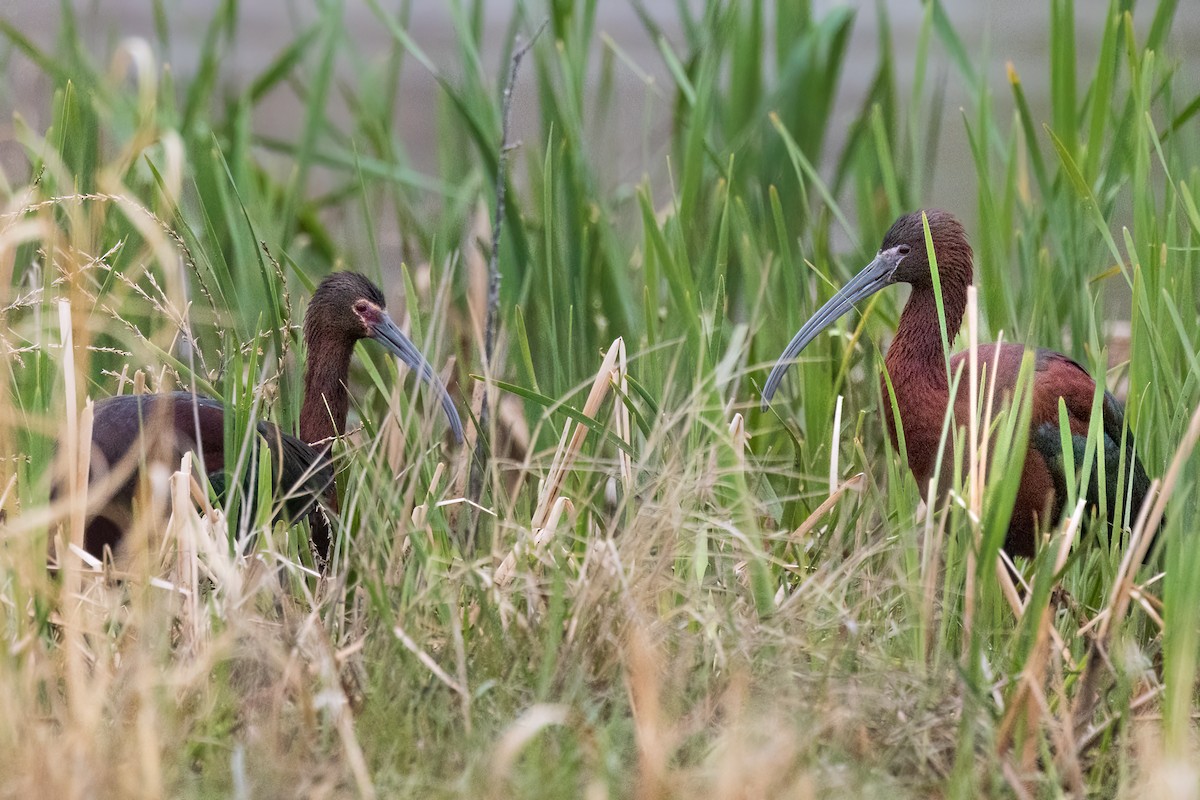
[59,392,332,562]
[945,344,1153,553]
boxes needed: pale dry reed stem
[58,299,90,577]
[169,453,202,653]
[728,412,745,469]
[788,473,864,544]
[829,394,843,491]
[495,496,574,588]
[531,337,629,531]
[489,704,571,799]
[57,297,106,798]
[966,287,982,520]
[393,623,468,697]
[615,335,634,492]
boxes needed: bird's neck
[882,280,968,487]
[299,339,356,449]
[886,281,967,390]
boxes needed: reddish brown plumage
[764,210,1153,558]
[889,342,1098,558]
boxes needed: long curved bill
[372,313,466,443]
[761,249,903,410]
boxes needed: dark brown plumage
[64,271,463,565]
[763,210,1153,558]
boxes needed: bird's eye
[898,244,911,256]
[353,300,370,314]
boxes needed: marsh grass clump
[0,1,1198,797]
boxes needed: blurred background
[3,5,1200,796]
[3,0,1197,481]
[7,1,1198,244]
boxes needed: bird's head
[761,210,973,409]
[878,209,972,288]
[307,271,388,341]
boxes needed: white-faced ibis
[67,271,463,565]
[761,210,1153,558]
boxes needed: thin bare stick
[787,473,865,544]
[1072,399,1200,741]
[467,20,550,548]
[393,623,468,698]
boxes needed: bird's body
[763,210,1153,558]
[63,271,463,565]
[79,392,333,558]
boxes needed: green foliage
[0,0,1198,796]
